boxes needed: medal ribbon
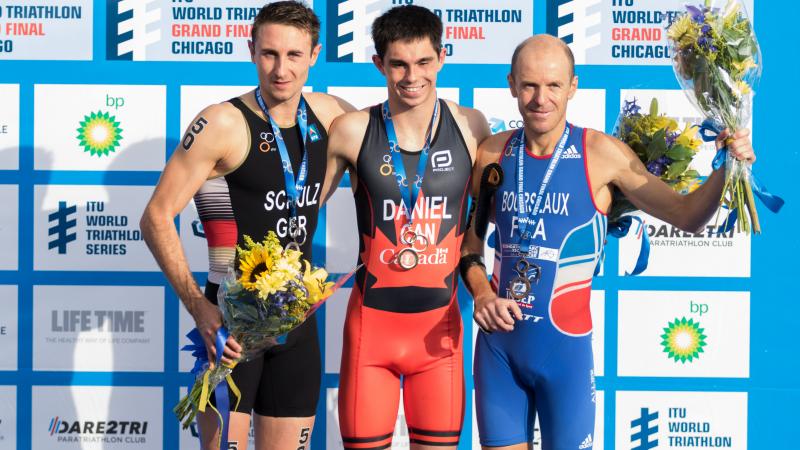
[514,124,571,254]
[381,98,439,227]
[254,88,310,232]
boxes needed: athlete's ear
[437,46,447,69]
[309,43,322,66]
[507,72,518,98]
[248,40,256,63]
[567,75,578,100]
[372,54,387,75]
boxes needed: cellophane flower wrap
[667,0,762,232]
[174,231,336,428]
[610,97,704,225]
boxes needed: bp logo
[76,111,123,157]
[661,317,707,363]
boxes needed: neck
[257,86,302,127]
[525,118,568,156]
[386,94,438,146]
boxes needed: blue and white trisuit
[474,124,606,449]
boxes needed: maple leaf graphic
[361,192,462,289]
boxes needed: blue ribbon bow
[181,327,233,450]
[698,119,784,232]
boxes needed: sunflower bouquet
[667,0,765,232]
[175,231,336,429]
[610,98,704,225]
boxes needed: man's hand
[717,128,755,163]
[473,292,523,333]
[190,297,242,366]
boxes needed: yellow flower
[734,80,752,97]
[667,15,699,49]
[675,124,702,150]
[253,271,289,299]
[237,239,273,291]
[302,261,334,304]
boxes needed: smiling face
[372,38,445,110]
[249,23,320,104]
[508,39,577,136]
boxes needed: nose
[403,65,419,84]
[532,88,546,106]
[273,56,287,78]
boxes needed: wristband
[459,253,486,280]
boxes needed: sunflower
[237,235,274,290]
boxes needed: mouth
[398,84,425,96]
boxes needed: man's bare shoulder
[304,92,357,127]
[585,127,630,161]
[331,109,370,134]
[442,99,490,145]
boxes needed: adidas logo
[562,144,582,159]
[578,433,593,449]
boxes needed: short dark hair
[510,35,576,79]
[251,1,320,48]
[371,5,443,60]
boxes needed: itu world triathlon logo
[630,407,659,450]
[546,0,602,64]
[76,111,123,157]
[48,201,77,254]
[106,0,162,60]
[661,317,707,363]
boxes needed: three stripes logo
[106,0,162,61]
[327,0,381,62]
[48,201,77,254]
[631,407,659,450]
[546,0,602,65]
[562,144,582,159]
[579,433,593,449]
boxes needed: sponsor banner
[0,85,19,170]
[0,286,18,371]
[618,291,749,378]
[32,385,162,449]
[617,89,751,277]
[0,1,92,60]
[326,388,411,449]
[0,185,18,270]
[473,88,606,135]
[0,386,15,450]
[33,285,165,372]
[328,1,532,63]
[179,199,209,275]
[547,0,755,66]
[106,1,313,61]
[326,86,459,111]
[178,390,255,450]
[33,185,158,271]
[34,84,166,171]
[324,287,351,374]
[617,391,747,449]
[620,214,751,277]
[471,390,604,449]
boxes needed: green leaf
[646,129,667,162]
[683,169,701,179]
[666,159,691,179]
[649,98,659,117]
[666,144,694,161]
